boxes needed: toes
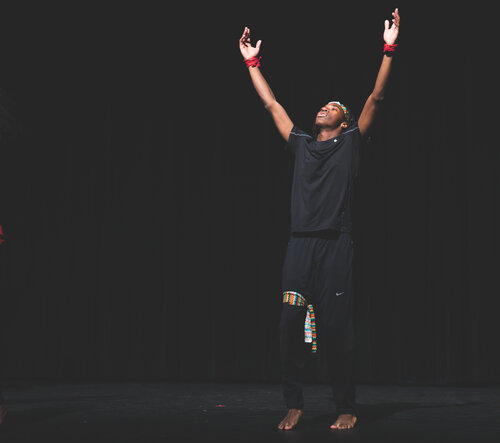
[278,420,290,430]
[331,422,351,430]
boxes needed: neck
[315,127,343,141]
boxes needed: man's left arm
[358,8,400,138]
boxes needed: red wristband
[383,43,398,55]
[244,56,261,68]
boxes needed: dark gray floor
[0,381,499,442]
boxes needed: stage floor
[0,381,499,442]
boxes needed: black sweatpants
[280,230,356,414]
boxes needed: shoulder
[286,126,313,154]
[341,122,372,153]
[340,122,364,145]
[289,126,313,140]
[342,122,360,137]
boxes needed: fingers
[240,28,247,43]
[392,8,400,27]
[240,27,261,52]
[239,27,250,47]
[385,8,400,32]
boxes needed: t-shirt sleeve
[351,121,372,148]
[346,122,367,150]
[285,126,312,155]
[351,122,361,141]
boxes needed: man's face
[315,102,346,129]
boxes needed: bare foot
[0,405,7,424]
[330,413,357,430]
[278,408,303,430]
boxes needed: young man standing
[239,8,400,431]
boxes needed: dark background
[0,2,497,385]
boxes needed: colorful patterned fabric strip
[283,291,306,307]
[328,101,350,122]
[282,291,317,353]
[305,305,317,353]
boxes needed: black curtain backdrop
[0,2,497,385]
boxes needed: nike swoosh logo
[336,292,345,296]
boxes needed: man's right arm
[240,27,293,142]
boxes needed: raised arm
[358,8,400,138]
[239,27,293,142]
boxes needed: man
[239,8,400,431]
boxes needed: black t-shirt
[286,124,363,234]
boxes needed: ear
[341,122,348,129]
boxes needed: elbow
[371,92,385,103]
[264,99,278,112]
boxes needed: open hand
[383,8,400,45]
[239,27,261,60]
